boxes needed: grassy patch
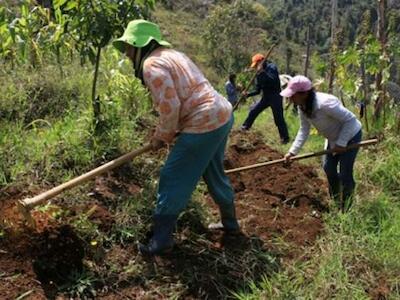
[233,102,400,299]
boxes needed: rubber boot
[208,204,240,234]
[342,187,355,213]
[138,215,176,256]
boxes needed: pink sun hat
[280,75,313,98]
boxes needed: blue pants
[242,95,289,141]
[322,130,362,194]
[155,118,234,216]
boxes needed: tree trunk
[361,58,370,132]
[286,46,292,75]
[92,46,102,127]
[397,111,400,134]
[330,0,338,47]
[373,0,387,120]
[328,0,338,93]
[304,25,311,77]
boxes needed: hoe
[225,138,378,174]
[17,139,378,227]
[17,144,152,228]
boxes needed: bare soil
[1,131,381,299]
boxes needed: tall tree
[374,0,388,120]
[328,0,338,93]
[203,1,271,74]
[303,0,316,77]
[304,25,311,76]
[359,11,373,132]
[51,0,155,128]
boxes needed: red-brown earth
[0,131,384,299]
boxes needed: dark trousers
[242,96,289,141]
[322,130,362,210]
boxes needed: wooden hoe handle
[232,43,277,111]
[19,144,153,211]
[225,138,378,174]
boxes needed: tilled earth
[0,131,336,299]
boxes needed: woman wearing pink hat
[282,75,362,212]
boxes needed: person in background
[282,75,362,212]
[225,73,240,106]
[241,54,290,144]
[113,19,240,255]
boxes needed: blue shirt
[247,61,281,100]
[225,80,238,105]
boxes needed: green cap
[113,19,171,52]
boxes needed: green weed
[58,269,100,299]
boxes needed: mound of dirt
[223,130,328,249]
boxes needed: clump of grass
[58,269,101,299]
[0,51,156,188]
[359,135,400,195]
[0,110,95,186]
[111,192,154,245]
[0,64,89,124]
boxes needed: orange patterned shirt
[143,48,232,143]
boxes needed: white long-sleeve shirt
[289,92,362,155]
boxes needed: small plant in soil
[58,269,100,299]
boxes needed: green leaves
[0,0,156,125]
[333,33,391,104]
[0,0,155,67]
[203,0,269,74]
[338,47,360,67]
[55,0,153,62]
[53,0,69,10]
